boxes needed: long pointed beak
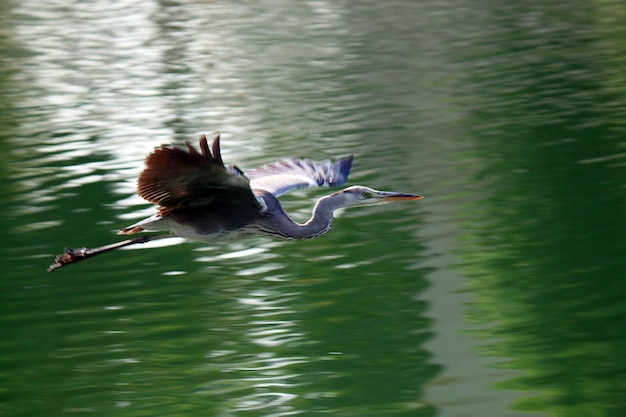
[377,191,424,201]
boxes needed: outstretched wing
[137,134,260,214]
[246,154,354,197]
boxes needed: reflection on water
[445,2,626,417]
[2,0,626,416]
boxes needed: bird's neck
[260,193,338,240]
[297,195,336,239]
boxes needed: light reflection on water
[197,281,308,415]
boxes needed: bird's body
[117,189,329,241]
[48,134,422,271]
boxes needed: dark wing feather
[137,134,260,214]
[246,155,354,197]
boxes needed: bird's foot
[47,248,88,272]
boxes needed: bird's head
[332,185,423,208]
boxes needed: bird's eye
[362,191,370,198]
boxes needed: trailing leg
[47,234,175,272]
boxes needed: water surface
[2,1,626,416]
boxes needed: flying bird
[48,134,423,271]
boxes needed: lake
[1,1,625,416]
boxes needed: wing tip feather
[330,154,354,186]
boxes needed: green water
[2,1,626,416]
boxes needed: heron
[48,134,423,271]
